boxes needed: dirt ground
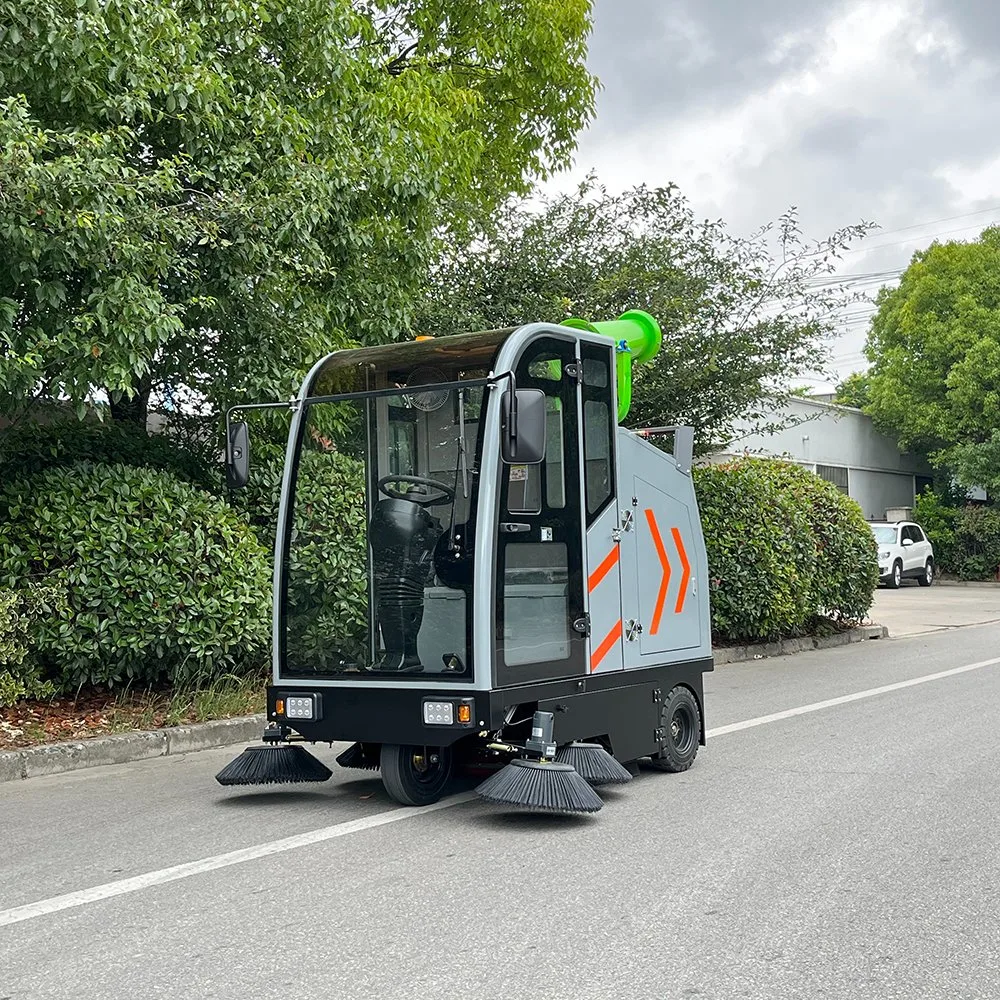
[870,580,1000,638]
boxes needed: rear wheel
[380,743,454,806]
[647,685,701,773]
[918,559,934,587]
[887,560,902,589]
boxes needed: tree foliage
[833,370,871,409]
[0,0,597,425]
[863,226,1000,493]
[413,176,875,450]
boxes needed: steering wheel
[378,475,455,507]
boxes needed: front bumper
[266,685,491,747]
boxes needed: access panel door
[629,475,703,660]
[494,335,588,687]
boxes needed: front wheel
[380,744,454,806]
[647,685,701,773]
[918,559,934,587]
[887,560,902,589]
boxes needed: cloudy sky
[545,0,1000,391]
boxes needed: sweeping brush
[474,758,603,813]
[335,742,380,770]
[555,742,634,786]
[215,744,332,786]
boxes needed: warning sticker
[509,465,528,482]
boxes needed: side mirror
[902,537,913,547]
[226,420,250,489]
[500,388,546,465]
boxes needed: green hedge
[913,491,1000,580]
[0,583,65,707]
[761,460,879,622]
[0,417,213,488]
[0,462,271,692]
[693,458,878,642]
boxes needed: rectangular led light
[285,695,316,720]
[423,701,454,725]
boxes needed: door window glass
[581,343,615,521]
[503,542,570,665]
[545,398,565,509]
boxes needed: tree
[833,371,871,409]
[863,226,1000,493]
[413,176,876,450]
[0,0,597,427]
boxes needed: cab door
[494,334,588,687]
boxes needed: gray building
[706,396,934,521]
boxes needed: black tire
[647,685,701,773]
[918,559,934,587]
[380,743,454,806]
[887,560,902,589]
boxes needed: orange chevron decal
[644,509,671,635]
[672,527,691,614]
[588,545,620,593]
[591,619,623,672]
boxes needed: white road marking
[0,792,476,929]
[706,655,1000,738]
[3,654,999,929]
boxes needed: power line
[842,219,1000,255]
[861,204,1000,240]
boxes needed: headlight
[285,694,317,720]
[423,701,454,725]
[879,549,890,560]
[422,698,475,727]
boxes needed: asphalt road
[3,626,1000,1000]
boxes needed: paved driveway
[871,581,1000,637]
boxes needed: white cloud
[543,0,1000,390]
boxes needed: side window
[505,348,567,513]
[581,343,615,522]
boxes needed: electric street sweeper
[216,310,713,814]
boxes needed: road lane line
[0,792,477,929]
[706,655,1000,737]
[4,654,999,929]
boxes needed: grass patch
[0,672,266,751]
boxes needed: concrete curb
[0,623,890,784]
[713,623,889,665]
[0,713,265,785]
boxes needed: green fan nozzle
[562,309,662,422]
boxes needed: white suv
[870,521,935,588]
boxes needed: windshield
[871,526,897,544]
[280,347,497,682]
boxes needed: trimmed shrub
[693,457,879,642]
[759,460,879,622]
[955,505,1000,580]
[0,462,271,691]
[693,459,818,642]
[0,583,65,707]
[0,417,213,488]
[912,490,959,572]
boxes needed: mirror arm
[224,399,296,465]
[490,370,518,441]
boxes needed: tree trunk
[108,381,151,426]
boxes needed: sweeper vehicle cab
[217,310,714,813]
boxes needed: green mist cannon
[562,309,662,422]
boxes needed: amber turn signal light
[275,698,285,715]
[457,704,471,724]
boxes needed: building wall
[708,397,935,520]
